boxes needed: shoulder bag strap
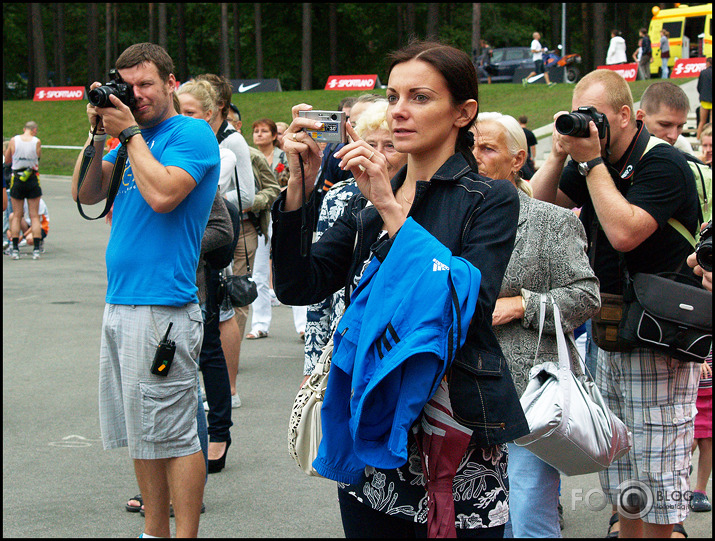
[234,166,252,275]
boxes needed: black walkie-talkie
[150,322,176,377]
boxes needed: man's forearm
[585,164,657,252]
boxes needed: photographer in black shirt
[531,68,701,538]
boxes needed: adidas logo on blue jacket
[313,218,481,484]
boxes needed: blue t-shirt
[103,115,220,306]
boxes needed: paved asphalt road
[3,176,712,538]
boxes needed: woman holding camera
[271,40,527,537]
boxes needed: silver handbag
[514,294,632,476]
[287,336,333,477]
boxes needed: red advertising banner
[671,57,708,78]
[596,63,638,82]
[325,74,379,91]
[33,87,86,101]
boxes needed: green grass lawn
[2,78,697,176]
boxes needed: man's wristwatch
[118,125,142,146]
[578,157,604,177]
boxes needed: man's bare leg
[167,451,205,538]
[134,458,172,538]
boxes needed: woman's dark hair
[386,40,479,171]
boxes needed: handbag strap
[550,295,573,425]
[233,166,252,275]
[534,294,572,423]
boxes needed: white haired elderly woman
[472,112,601,538]
[302,99,408,381]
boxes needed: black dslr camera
[555,106,609,138]
[88,69,135,109]
[696,220,712,272]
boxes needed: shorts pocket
[641,404,695,473]
[140,378,197,443]
[186,305,205,362]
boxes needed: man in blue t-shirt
[530,69,701,539]
[71,43,219,538]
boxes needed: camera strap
[76,126,126,220]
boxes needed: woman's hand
[281,104,325,211]
[334,122,405,235]
[492,296,525,326]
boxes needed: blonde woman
[472,112,600,537]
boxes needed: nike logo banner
[230,79,283,93]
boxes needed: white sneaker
[231,393,242,408]
[18,239,27,248]
[11,249,20,260]
[32,250,40,260]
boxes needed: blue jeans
[504,443,562,538]
[584,319,598,378]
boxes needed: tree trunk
[86,3,100,87]
[148,4,156,44]
[406,3,416,41]
[255,3,263,79]
[177,4,188,82]
[31,3,48,88]
[581,3,592,70]
[329,4,338,75]
[112,4,119,65]
[105,4,112,75]
[233,4,241,79]
[219,3,230,77]
[55,3,67,86]
[301,3,312,90]
[158,3,168,51]
[426,4,439,40]
[471,3,481,64]
[593,3,607,66]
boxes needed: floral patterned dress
[338,440,510,530]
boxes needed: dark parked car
[478,47,535,83]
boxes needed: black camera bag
[618,272,712,362]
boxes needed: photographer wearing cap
[531,69,701,538]
[71,43,220,538]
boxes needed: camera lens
[696,239,712,272]
[88,86,113,108]
[555,112,591,138]
[330,114,338,121]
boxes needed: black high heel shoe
[207,439,231,474]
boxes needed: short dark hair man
[71,43,220,538]
[530,69,701,538]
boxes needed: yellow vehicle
[649,3,712,76]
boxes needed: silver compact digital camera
[298,110,347,144]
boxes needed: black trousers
[199,267,233,443]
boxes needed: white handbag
[288,336,333,477]
[514,294,632,476]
